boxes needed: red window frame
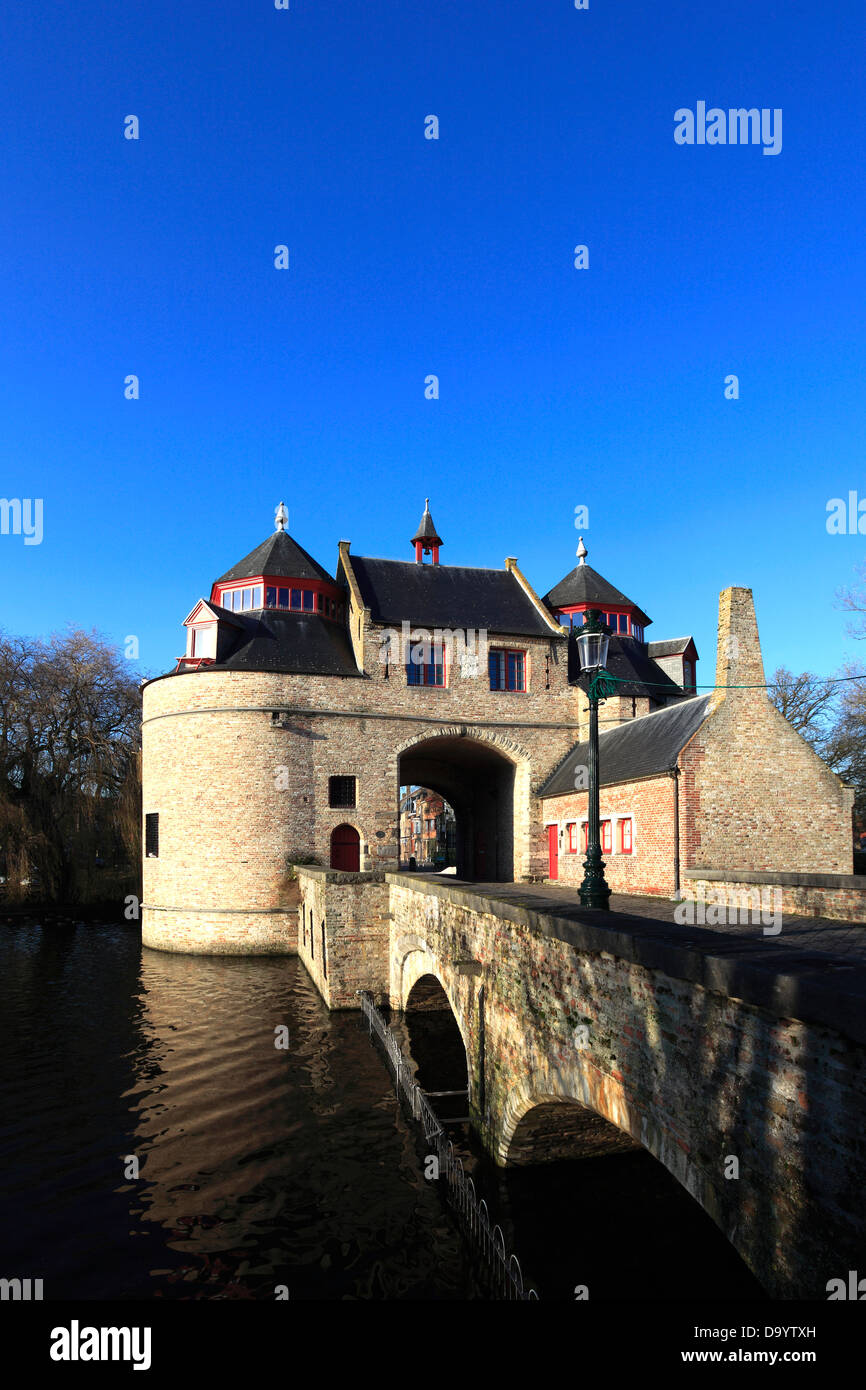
[620,817,633,854]
[601,820,612,854]
[581,822,588,852]
[406,640,446,687]
[567,823,579,853]
[489,648,527,692]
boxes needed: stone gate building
[141,501,854,955]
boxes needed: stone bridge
[296,867,866,1299]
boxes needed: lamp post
[576,609,612,910]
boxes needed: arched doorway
[398,735,519,881]
[330,823,360,871]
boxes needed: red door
[547,824,559,880]
[330,824,360,871]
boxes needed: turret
[411,499,443,564]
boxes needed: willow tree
[0,629,141,905]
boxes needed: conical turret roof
[411,499,443,549]
[216,528,334,584]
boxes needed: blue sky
[1,1,864,684]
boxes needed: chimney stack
[711,586,765,710]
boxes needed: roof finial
[576,536,588,566]
[275,501,288,532]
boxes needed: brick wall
[141,640,582,953]
[541,775,677,895]
[683,869,866,924]
[296,866,390,1008]
[681,588,853,875]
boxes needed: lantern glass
[577,629,610,671]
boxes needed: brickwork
[539,587,854,899]
[141,639,581,953]
[681,588,853,875]
[387,875,866,1299]
[295,866,390,1008]
[684,871,866,925]
[542,776,677,895]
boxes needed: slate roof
[188,609,361,677]
[544,563,650,625]
[568,633,683,699]
[539,695,713,797]
[215,529,335,584]
[347,556,558,637]
[648,637,696,659]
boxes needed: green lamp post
[576,609,612,910]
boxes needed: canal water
[0,923,482,1301]
[0,923,765,1301]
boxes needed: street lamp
[576,609,612,910]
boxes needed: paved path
[434,878,866,965]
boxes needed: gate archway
[398,731,527,880]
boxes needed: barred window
[329,775,357,808]
[145,812,159,858]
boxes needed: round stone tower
[141,504,358,955]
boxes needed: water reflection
[0,925,480,1300]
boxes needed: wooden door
[547,824,559,880]
[330,824,360,871]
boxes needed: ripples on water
[0,925,482,1300]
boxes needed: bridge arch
[500,1071,705,1207]
[397,950,471,1109]
[395,726,533,880]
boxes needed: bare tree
[837,561,866,640]
[0,629,141,905]
[769,666,837,751]
[821,663,866,824]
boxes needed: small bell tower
[411,499,443,564]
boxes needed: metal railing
[359,990,538,1300]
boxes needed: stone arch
[396,727,533,880]
[499,1067,739,1267]
[400,957,471,1107]
[393,723,533,766]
